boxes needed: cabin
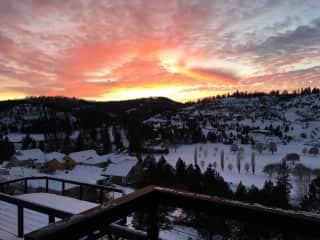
[12,149,45,167]
[102,159,138,185]
[68,150,109,167]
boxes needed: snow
[0,193,98,239]
[102,152,137,164]
[160,225,201,240]
[15,149,44,162]
[42,152,65,163]
[16,193,98,214]
[149,142,320,202]
[102,159,137,177]
[69,150,108,165]
[6,134,45,143]
[7,165,106,191]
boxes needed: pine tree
[234,181,247,201]
[273,160,291,209]
[0,137,15,161]
[176,157,186,186]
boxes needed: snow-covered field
[150,142,320,202]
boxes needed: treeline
[195,87,320,104]
[136,156,291,209]
[132,156,304,239]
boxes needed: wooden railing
[0,176,124,203]
[0,176,125,238]
[25,186,320,240]
[0,192,72,237]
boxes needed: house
[68,150,109,167]
[45,152,66,163]
[34,152,66,169]
[12,149,45,167]
[102,159,138,185]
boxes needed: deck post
[24,179,28,193]
[18,205,24,237]
[80,185,83,200]
[45,178,49,192]
[62,181,65,196]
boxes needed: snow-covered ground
[149,142,320,202]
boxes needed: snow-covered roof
[102,153,137,164]
[102,159,137,177]
[15,149,44,162]
[44,152,66,163]
[68,150,107,164]
[6,133,45,143]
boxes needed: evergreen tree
[0,137,15,161]
[234,181,247,201]
[273,160,291,209]
[301,176,320,211]
[175,157,186,186]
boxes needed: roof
[43,152,66,163]
[102,159,137,177]
[101,153,136,164]
[68,150,107,165]
[15,149,44,162]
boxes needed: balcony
[0,176,123,238]
[19,185,320,240]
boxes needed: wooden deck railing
[0,176,125,238]
[0,176,124,203]
[24,186,320,240]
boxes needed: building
[102,159,138,185]
[12,149,45,167]
[68,150,110,167]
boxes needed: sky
[0,0,319,102]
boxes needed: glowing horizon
[0,1,319,102]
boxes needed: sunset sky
[0,0,320,102]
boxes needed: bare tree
[269,142,277,154]
[292,164,312,202]
[302,147,307,155]
[256,143,264,154]
[285,153,300,165]
[230,144,238,153]
[212,161,217,169]
[251,152,256,175]
[227,163,233,172]
[245,162,250,173]
[220,150,225,171]
[263,163,281,179]
[237,151,242,173]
